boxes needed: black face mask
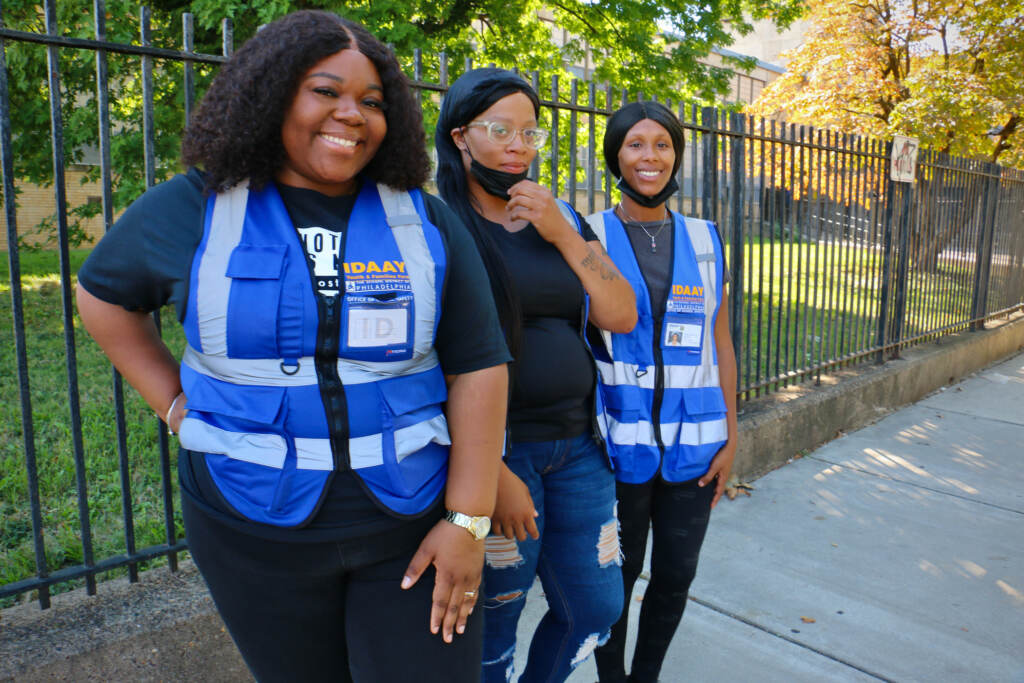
[616,176,679,209]
[470,158,530,199]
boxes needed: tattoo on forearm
[581,247,620,281]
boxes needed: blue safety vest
[587,209,727,484]
[177,181,450,526]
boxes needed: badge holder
[340,292,415,362]
[661,313,703,356]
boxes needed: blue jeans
[482,433,624,683]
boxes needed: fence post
[876,141,896,363]
[46,0,97,597]
[1,2,53,609]
[700,107,718,224]
[970,164,1002,329]
[890,179,914,357]
[728,112,744,395]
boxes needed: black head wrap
[603,101,685,207]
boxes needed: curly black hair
[181,10,430,192]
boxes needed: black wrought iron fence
[2,2,1023,608]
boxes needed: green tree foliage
[2,0,221,247]
[183,0,803,100]
[3,0,802,243]
[749,0,1024,168]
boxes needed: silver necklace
[618,203,670,253]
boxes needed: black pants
[182,496,483,683]
[593,476,713,683]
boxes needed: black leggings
[182,496,483,683]
[594,475,713,683]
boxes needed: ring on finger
[464,590,476,598]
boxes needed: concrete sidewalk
[516,352,1024,682]
[2,335,1022,682]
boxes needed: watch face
[470,516,491,539]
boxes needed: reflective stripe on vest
[587,209,726,484]
[179,181,449,525]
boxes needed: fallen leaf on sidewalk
[800,616,816,624]
[724,476,754,500]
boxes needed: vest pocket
[339,291,415,362]
[182,376,287,423]
[370,371,450,498]
[178,381,319,521]
[660,313,704,366]
[680,386,726,418]
[178,381,288,467]
[672,387,728,459]
[224,244,287,358]
[601,385,642,457]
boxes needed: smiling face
[452,92,538,176]
[617,118,676,198]
[276,48,386,196]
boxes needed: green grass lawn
[0,240,983,603]
[1,249,187,605]
[729,236,976,395]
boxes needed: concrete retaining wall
[732,313,1024,481]
[2,313,1022,682]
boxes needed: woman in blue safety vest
[589,101,739,683]
[435,69,637,682]
[76,11,510,682]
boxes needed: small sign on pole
[890,135,919,183]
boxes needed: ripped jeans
[482,432,624,683]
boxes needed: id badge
[340,294,414,361]
[347,305,408,347]
[662,314,703,351]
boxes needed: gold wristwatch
[444,510,491,540]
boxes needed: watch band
[444,509,491,540]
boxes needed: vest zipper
[303,231,350,472]
[649,314,666,456]
[316,294,350,470]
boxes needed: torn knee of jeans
[597,513,622,568]
[484,590,525,609]
[570,631,607,668]
[485,535,524,569]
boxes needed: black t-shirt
[468,211,599,442]
[78,169,511,543]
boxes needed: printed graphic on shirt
[666,283,705,315]
[297,226,342,297]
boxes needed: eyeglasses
[465,120,549,150]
